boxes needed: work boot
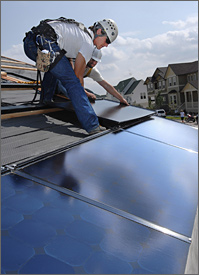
[88,126,106,135]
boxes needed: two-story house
[144,67,167,110]
[106,77,148,108]
[145,60,198,113]
[165,61,198,113]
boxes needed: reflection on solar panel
[21,130,198,238]
[125,116,198,152]
[1,118,198,273]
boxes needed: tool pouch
[36,48,52,72]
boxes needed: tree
[155,91,163,109]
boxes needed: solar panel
[125,116,198,152]
[91,100,154,123]
[47,99,154,126]
[1,173,190,274]
[1,98,197,274]
[22,130,198,238]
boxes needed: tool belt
[30,21,66,72]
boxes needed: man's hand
[85,90,96,100]
[120,97,129,106]
[98,80,129,106]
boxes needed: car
[154,109,166,118]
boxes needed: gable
[165,66,176,78]
[181,81,198,93]
[125,80,141,95]
[115,77,136,93]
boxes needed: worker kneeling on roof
[23,17,118,135]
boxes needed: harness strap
[49,49,66,70]
[31,21,57,41]
[84,68,92,78]
[31,70,43,104]
[43,17,92,39]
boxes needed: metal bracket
[5,164,17,172]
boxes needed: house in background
[165,61,198,113]
[181,80,198,113]
[106,77,148,108]
[144,60,198,114]
[144,67,167,111]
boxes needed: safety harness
[84,68,92,78]
[31,17,92,72]
[40,17,92,39]
[29,17,92,103]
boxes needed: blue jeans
[56,80,70,98]
[23,31,99,133]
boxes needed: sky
[1,1,198,95]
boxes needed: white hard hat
[98,19,118,43]
[92,47,102,62]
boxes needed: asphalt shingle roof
[124,80,141,95]
[169,60,198,76]
[115,77,136,93]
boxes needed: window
[170,94,177,105]
[162,80,165,88]
[173,76,176,85]
[168,78,172,86]
[158,81,162,89]
[140,93,146,99]
[150,83,153,89]
[193,91,198,102]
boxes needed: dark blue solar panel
[1,173,190,274]
[22,130,198,237]
[126,116,198,152]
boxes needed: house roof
[189,80,198,89]
[151,67,167,82]
[169,60,198,76]
[124,80,141,95]
[1,56,198,274]
[1,55,39,82]
[145,61,198,83]
[114,77,136,93]
[180,80,198,93]
[144,76,152,85]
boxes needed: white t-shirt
[48,21,95,64]
[84,67,104,82]
[180,111,185,117]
